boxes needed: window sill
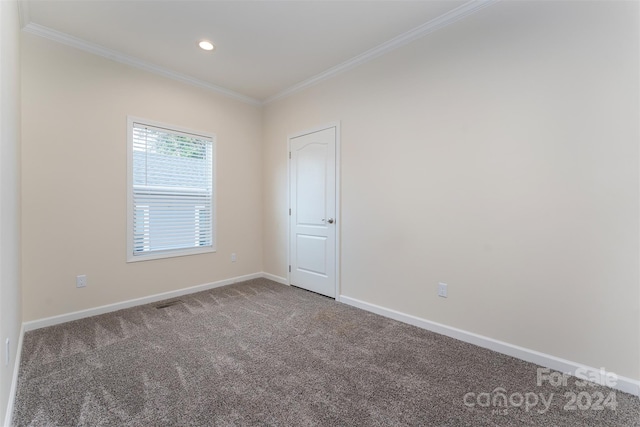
[126,246,216,263]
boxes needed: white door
[289,126,337,298]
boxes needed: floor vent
[155,299,184,309]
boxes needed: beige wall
[0,0,22,422]
[263,1,640,380]
[21,34,263,321]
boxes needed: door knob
[327,218,334,224]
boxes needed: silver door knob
[327,218,334,224]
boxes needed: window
[127,117,215,262]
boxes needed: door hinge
[289,208,291,215]
[289,152,291,159]
[289,265,291,272]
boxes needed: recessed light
[198,40,215,51]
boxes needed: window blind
[131,122,214,257]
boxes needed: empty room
[1,0,639,425]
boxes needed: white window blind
[128,119,215,261]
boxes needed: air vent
[154,299,183,309]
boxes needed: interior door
[289,126,336,298]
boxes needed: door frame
[287,121,341,300]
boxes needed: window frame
[126,116,217,263]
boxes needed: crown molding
[22,23,262,106]
[20,0,497,106]
[17,0,30,29]
[264,0,498,105]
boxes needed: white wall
[0,0,22,423]
[263,1,640,380]
[21,34,263,321]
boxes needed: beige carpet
[12,278,640,426]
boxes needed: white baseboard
[10,272,289,425]
[4,324,24,427]
[262,272,288,285]
[338,295,640,397]
[16,275,637,421]
[23,272,265,332]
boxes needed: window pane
[130,120,214,259]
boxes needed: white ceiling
[21,0,491,104]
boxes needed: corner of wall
[0,0,23,424]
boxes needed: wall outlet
[76,274,87,288]
[438,282,448,298]
[231,253,237,262]
[5,338,9,366]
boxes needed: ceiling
[20,0,492,104]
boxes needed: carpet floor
[12,278,640,426]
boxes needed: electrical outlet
[231,253,237,262]
[76,275,87,288]
[438,282,448,298]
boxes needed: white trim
[19,1,495,106]
[262,273,288,285]
[4,324,24,427]
[288,122,341,299]
[264,0,497,104]
[334,124,342,298]
[8,272,281,423]
[338,295,640,397]
[21,23,261,106]
[23,273,263,332]
[126,116,217,263]
[17,0,29,29]
[11,273,638,421]
[288,122,341,140]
